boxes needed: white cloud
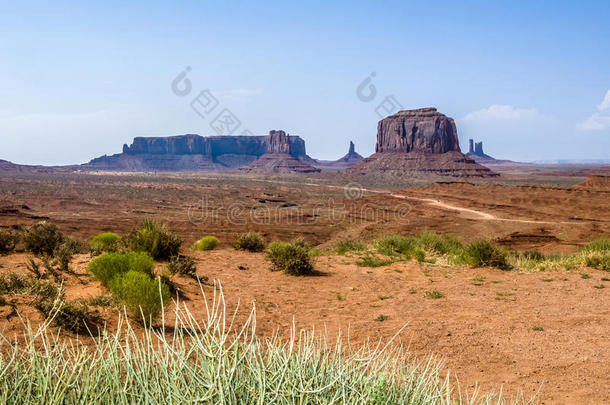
[459,104,541,124]
[597,89,610,111]
[214,88,261,103]
[578,89,610,131]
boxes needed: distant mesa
[345,108,498,178]
[239,130,321,174]
[465,139,496,162]
[83,132,318,172]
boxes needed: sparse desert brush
[336,239,366,254]
[585,252,610,271]
[0,229,18,254]
[0,273,31,294]
[23,222,65,256]
[462,239,510,270]
[109,271,169,322]
[127,219,181,260]
[416,232,464,255]
[90,232,122,254]
[356,255,395,268]
[34,288,97,334]
[581,237,610,253]
[374,235,416,256]
[266,238,315,275]
[167,255,197,276]
[192,235,219,251]
[523,250,545,261]
[234,232,265,252]
[0,288,521,404]
[88,252,154,286]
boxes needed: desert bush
[462,239,510,270]
[355,255,394,268]
[0,273,31,294]
[266,238,315,275]
[35,293,97,334]
[23,222,64,256]
[336,239,366,254]
[167,255,196,277]
[374,235,416,256]
[585,253,610,271]
[90,232,122,254]
[192,235,219,251]
[127,219,181,260]
[109,271,169,322]
[0,229,18,254]
[234,232,265,252]
[417,232,464,255]
[89,252,154,286]
[581,237,610,253]
[523,250,545,261]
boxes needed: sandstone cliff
[346,108,497,178]
[239,131,321,174]
[84,133,314,171]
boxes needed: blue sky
[1,1,609,165]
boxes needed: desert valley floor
[0,170,609,404]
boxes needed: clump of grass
[90,232,122,254]
[234,232,265,252]
[34,289,97,334]
[126,219,181,260]
[88,252,154,286]
[356,255,394,268]
[593,284,605,289]
[523,250,545,261]
[581,238,610,253]
[192,236,219,251]
[424,290,444,299]
[0,273,31,294]
[22,222,65,256]
[266,238,315,275]
[336,239,366,254]
[109,271,169,322]
[581,273,591,279]
[585,253,610,271]
[167,255,196,277]
[462,239,510,270]
[0,287,523,403]
[374,314,389,322]
[532,326,544,331]
[0,229,18,254]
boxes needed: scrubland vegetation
[0,288,530,404]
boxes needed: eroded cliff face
[375,108,460,154]
[86,133,313,171]
[346,108,497,178]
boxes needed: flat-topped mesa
[375,108,460,154]
[345,108,498,178]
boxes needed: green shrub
[90,232,122,254]
[23,222,64,256]
[127,219,181,260]
[88,252,154,286]
[167,255,196,277]
[266,239,315,275]
[424,290,444,299]
[0,273,31,294]
[109,271,170,321]
[462,239,510,270]
[35,294,97,334]
[0,229,18,254]
[523,250,545,261]
[192,236,219,251]
[336,239,366,254]
[234,232,266,252]
[581,238,610,253]
[417,232,463,255]
[374,235,416,256]
[355,255,395,268]
[585,253,610,271]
